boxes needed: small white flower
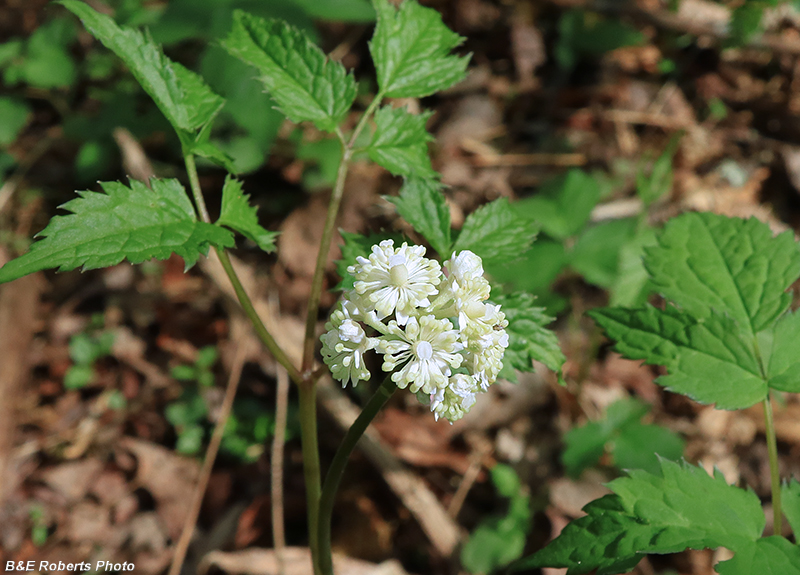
[445,250,484,284]
[466,328,509,390]
[430,374,480,422]
[321,316,377,388]
[379,315,463,394]
[349,240,441,325]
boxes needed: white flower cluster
[321,240,508,423]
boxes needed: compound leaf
[0,179,234,284]
[387,177,451,256]
[367,105,435,179]
[644,212,800,336]
[60,0,224,143]
[453,198,537,266]
[370,0,469,98]
[590,305,765,410]
[492,292,564,378]
[217,176,278,252]
[222,10,357,132]
[515,460,766,574]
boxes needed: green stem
[184,153,211,224]
[300,94,384,374]
[763,394,783,536]
[299,382,322,575]
[317,377,396,575]
[183,154,303,386]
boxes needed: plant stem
[298,383,322,575]
[183,154,302,385]
[300,94,384,374]
[184,153,211,224]
[763,394,783,536]
[317,377,396,575]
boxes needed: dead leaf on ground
[39,458,103,504]
[200,547,412,575]
[118,437,200,539]
[373,408,471,474]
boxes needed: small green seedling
[562,397,685,477]
[461,464,532,574]
[64,329,115,390]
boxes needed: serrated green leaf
[590,305,765,409]
[781,479,800,539]
[515,460,766,574]
[763,310,800,393]
[216,176,278,252]
[370,0,469,98]
[222,10,356,132]
[644,212,800,336]
[0,179,234,284]
[60,0,224,142]
[387,177,451,256]
[368,105,435,179]
[492,292,564,378]
[453,198,537,266]
[516,169,601,240]
[716,537,800,575]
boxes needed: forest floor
[2,1,800,574]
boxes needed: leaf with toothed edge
[0,179,234,284]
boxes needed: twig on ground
[168,338,249,575]
[113,127,156,183]
[447,437,491,519]
[315,377,461,557]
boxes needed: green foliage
[64,330,116,390]
[1,18,78,89]
[591,212,800,409]
[222,10,357,132]
[492,292,564,380]
[61,0,226,153]
[563,397,684,477]
[217,176,279,252]
[367,105,435,179]
[555,9,644,69]
[516,169,601,241]
[571,218,637,289]
[0,179,235,284]
[29,506,48,547]
[591,305,767,410]
[386,177,451,257]
[644,212,800,337]
[636,134,680,207]
[453,198,537,267]
[461,464,531,574]
[0,97,32,146]
[171,345,219,388]
[781,479,800,537]
[370,0,469,98]
[516,459,780,574]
